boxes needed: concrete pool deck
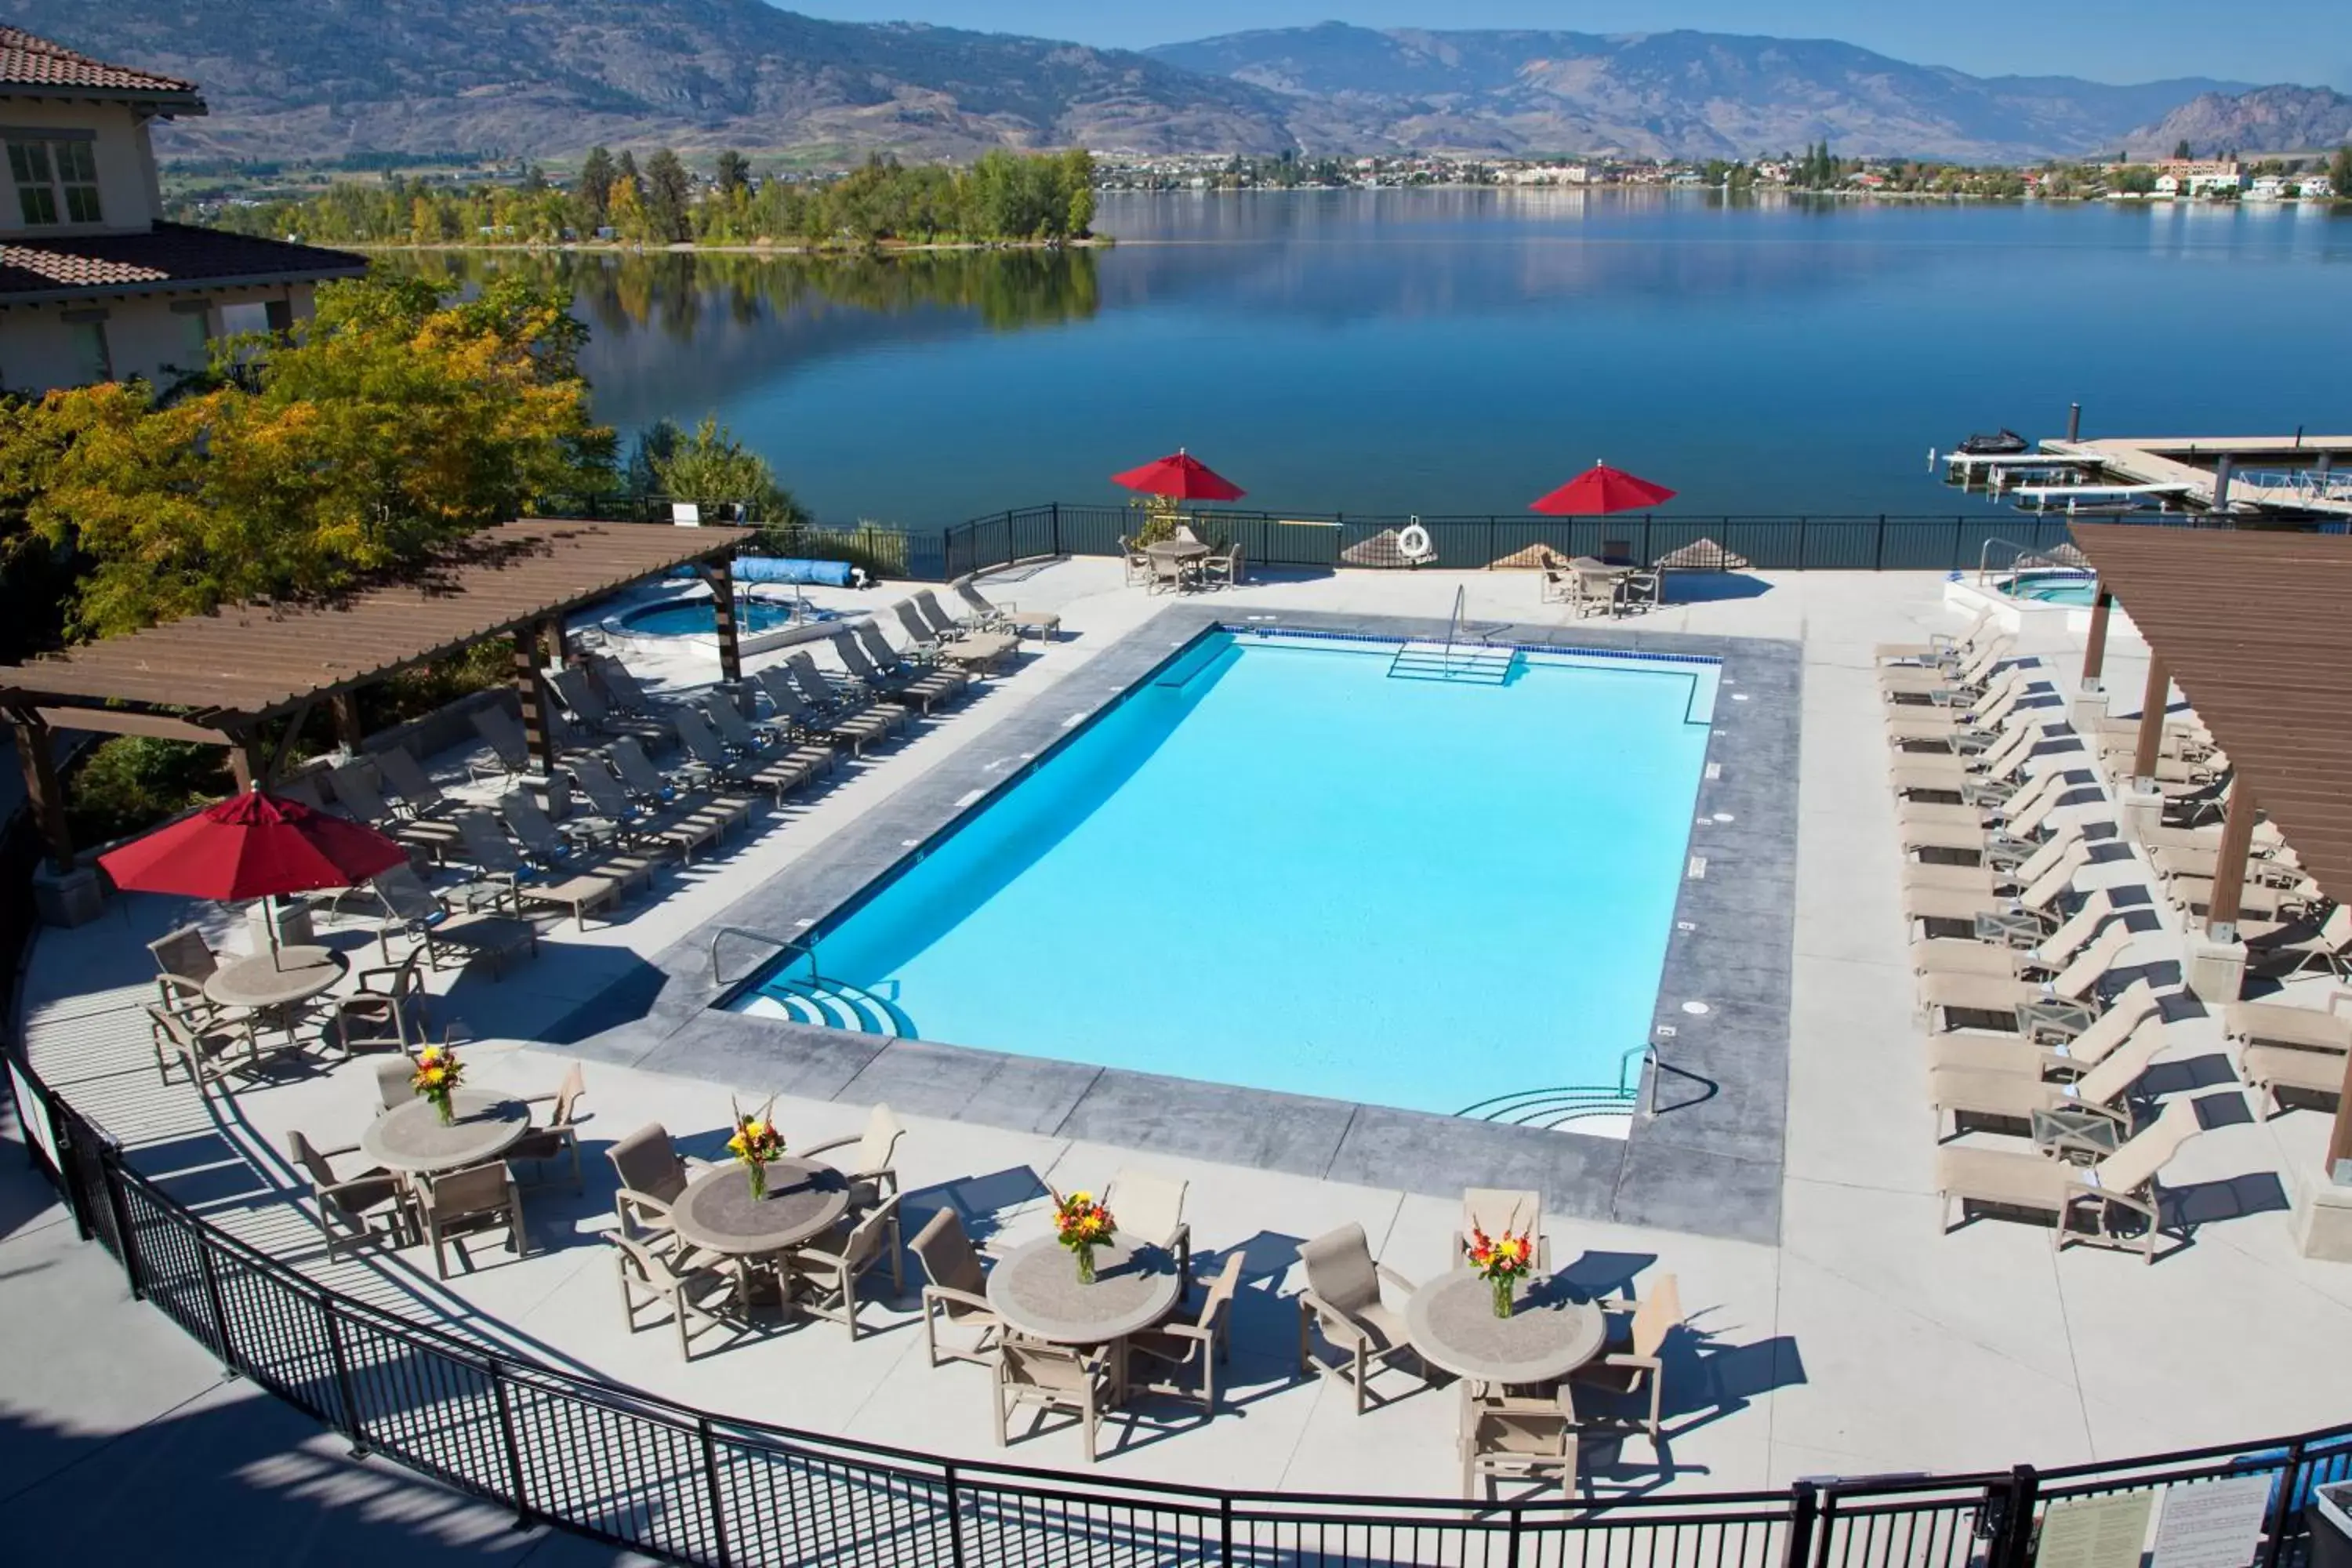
[14,560,2352,1526]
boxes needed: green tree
[2,274,612,639]
[644,148,694,244]
[648,416,808,529]
[577,145,617,223]
[1059,148,1095,236]
[2173,138,2194,160]
[714,149,751,197]
[2332,147,2352,195]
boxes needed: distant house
[2247,175,2288,201]
[0,27,365,394]
[2300,176,2336,200]
[2155,158,2243,196]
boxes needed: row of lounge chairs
[1878,621,2204,1263]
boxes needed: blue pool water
[738,632,1715,1116]
[2001,573,2098,605]
[622,597,838,636]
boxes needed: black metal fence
[939,504,2224,582]
[8,1041,2352,1566]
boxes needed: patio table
[670,1158,849,1309]
[1406,1268,1608,1391]
[206,945,347,1011]
[361,1089,532,1175]
[1144,539,1211,590]
[988,1235,1182,1391]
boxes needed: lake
[395,191,2352,528]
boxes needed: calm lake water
[397,191,2352,528]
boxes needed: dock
[2039,435,2352,518]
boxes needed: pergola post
[2329,1058,2352,1181]
[225,731,267,792]
[330,690,365,753]
[513,629,555,775]
[702,559,743,686]
[2201,781,2258,944]
[11,713,72,873]
[2071,583,2116,730]
[2130,654,2171,791]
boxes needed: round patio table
[360,1089,532,1175]
[205,946,347,1011]
[987,1236,1182,1347]
[1406,1268,1608,1388]
[668,1158,848,1261]
[1145,539,1210,567]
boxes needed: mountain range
[11,0,2332,165]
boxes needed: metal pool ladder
[1387,586,1515,684]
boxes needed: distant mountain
[4,2,2280,165]
[2120,85,2352,158]
[3,0,1301,162]
[1149,24,2254,162]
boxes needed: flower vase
[746,1160,768,1202]
[1075,1245,1097,1286]
[431,1092,455,1127]
[1490,1276,1515,1320]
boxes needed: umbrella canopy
[100,789,408,902]
[1530,463,1677,516]
[1111,448,1247,502]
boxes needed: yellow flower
[1068,1190,1092,1207]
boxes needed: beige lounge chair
[1909,889,2118,978]
[1883,662,2027,717]
[1926,978,2160,1078]
[1904,841,2089,934]
[1878,635,2016,696]
[1883,670,2032,738]
[2247,904,2352,979]
[2223,1000,2352,1054]
[1875,609,1994,666]
[2165,874,2316,921]
[1461,1386,1579,1501]
[1929,1016,2169,1140]
[1295,1222,1427,1414]
[910,1207,1000,1369]
[1568,1273,1682,1442]
[452,808,622,929]
[1934,1096,2202,1262]
[2140,821,2284,856]
[994,1338,1115,1462]
[2241,1040,2348,1118]
[1896,765,2062,837]
[1888,724,2041,800]
[1915,922,2135,1033]
[1900,820,2083,897]
[1125,1253,1244,1415]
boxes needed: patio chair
[1125,1252,1243,1416]
[1909,889,2118,980]
[1198,542,1244,590]
[784,651,913,735]
[611,1234,742,1361]
[1916,921,2135,1037]
[1904,842,2089,936]
[468,704,535,782]
[1295,1221,1427,1414]
[149,924,220,988]
[414,1160,529,1279]
[607,1123,699,1249]
[673,706,813,804]
[374,1056,416,1115]
[1118,535,1152,586]
[761,663,901,755]
[1874,608,1995,667]
[783,1193,904,1341]
[327,946,429,1055]
[1934,1094,2202,1263]
[1461,1386,1579,1501]
[1930,1017,2169,1141]
[507,1062,587,1191]
[498,789,658,894]
[950,578,1061,644]
[587,654,664,717]
[800,1103,904,1207]
[1104,1167,1190,1282]
[1456,1188,1551,1275]
[1569,1274,1682,1443]
[911,1207,1000,1369]
[1926,978,2161,1079]
[608,735,713,804]
[1570,565,1621,619]
[145,1004,261,1094]
[1148,552,1189,595]
[285,1129,414,1261]
[994,1337,1114,1463]
[570,753,737,863]
[452,808,621,930]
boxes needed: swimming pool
[620,597,842,637]
[734,630,1715,1119]
[1998,572,2098,606]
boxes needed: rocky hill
[2119,85,2352,158]
[6,0,2280,165]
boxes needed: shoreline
[328,235,1115,256]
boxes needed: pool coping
[553,604,1801,1247]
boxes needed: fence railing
[4,801,2349,1566]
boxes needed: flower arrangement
[1052,1188,1117,1284]
[727,1097,786,1200]
[410,1044,464,1126]
[1468,1224,1537,1319]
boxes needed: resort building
[0,27,362,394]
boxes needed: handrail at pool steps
[8,800,2352,1565]
[707,924,816,989]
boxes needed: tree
[1059,148,1095,238]
[577,145,617,223]
[2173,138,2194,160]
[644,148,693,244]
[2332,146,2352,194]
[647,415,806,529]
[714,148,751,197]
[605,173,650,244]
[2,274,612,639]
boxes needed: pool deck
[13,559,2352,1534]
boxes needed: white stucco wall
[0,282,319,394]
[0,100,158,235]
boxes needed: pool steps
[1385,641,1517,684]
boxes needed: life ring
[1397,522,1434,561]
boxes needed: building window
[9,137,102,226]
[66,318,111,383]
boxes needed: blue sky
[781,2,2351,88]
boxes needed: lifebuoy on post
[1397,521,1434,562]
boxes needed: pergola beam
[30,707,240,745]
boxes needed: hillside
[1149,24,2252,162]
[4,0,2278,165]
[2120,85,2352,158]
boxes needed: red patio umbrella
[1111,448,1247,502]
[1530,462,1678,516]
[100,789,408,905]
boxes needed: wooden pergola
[1,518,753,869]
[2071,523,2352,1170]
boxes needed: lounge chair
[892,599,950,654]
[550,666,667,746]
[1929,1016,2169,1140]
[779,655,912,747]
[1875,609,1994,668]
[2223,1000,2352,1054]
[332,760,463,861]
[701,691,836,779]
[1897,766,2063,838]
[1887,724,2044,802]
[2240,1037,2348,1118]
[673,706,815,804]
[2246,903,2352,980]
[371,746,452,818]
[1904,841,2089,935]
[2140,820,2285,856]
[910,1207,1000,1369]
[568,753,739,863]
[499,788,659,888]
[1916,922,2136,1036]
[468,703,539,781]
[948,579,1062,644]
[1900,820,2085,898]
[452,808,622,929]
[1878,637,2017,699]
[1294,1222,1427,1414]
[587,654,664,717]
[1882,663,2028,719]
[2151,841,2302,886]
[2165,873,2317,921]
[1910,889,2119,978]
[1926,978,2160,1078]
[754,666,894,757]
[608,735,713,804]
[1899,778,2074,866]
[368,864,537,975]
[837,628,968,711]
[1934,1095,2202,1262]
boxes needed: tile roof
[0,27,198,98]
[0,223,365,299]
